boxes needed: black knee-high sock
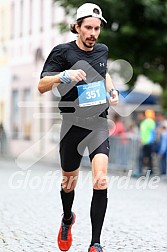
[60,188,74,225]
[90,189,108,245]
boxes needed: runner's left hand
[108,90,119,106]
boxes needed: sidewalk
[0,157,167,251]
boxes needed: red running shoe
[57,212,76,251]
[88,243,104,252]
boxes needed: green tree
[54,0,167,91]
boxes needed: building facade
[0,0,11,136]
[1,0,75,160]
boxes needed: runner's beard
[83,39,96,48]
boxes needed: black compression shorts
[59,117,110,172]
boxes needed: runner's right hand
[69,69,86,82]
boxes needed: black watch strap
[109,89,119,96]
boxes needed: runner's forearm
[105,73,115,92]
[38,74,61,94]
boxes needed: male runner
[38,3,119,251]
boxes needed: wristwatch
[109,88,119,96]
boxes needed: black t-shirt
[40,40,109,117]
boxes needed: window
[51,2,55,27]
[29,0,32,34]
[20,0,23,37]
[12,90,19,139]
[23,89,31,140]
[10,2,15,39]
[0,102,4,123]
[0,9,4,42]
[40,0,44,32]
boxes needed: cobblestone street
[0,157,167,252]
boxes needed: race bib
[77,81,107,107]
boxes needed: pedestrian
[109,113,126,136]
[0,123,7,155]
[38,3,119,252]
[136,110,156,176]
[158,120,167,175]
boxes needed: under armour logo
[99,62,105,67]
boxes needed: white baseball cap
[76,3,107,23]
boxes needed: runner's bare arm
[38,69,86,94]
[38,75,61,94]
[105,73,119,106]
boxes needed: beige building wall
[0,0,11,136]
[6,0,75,162]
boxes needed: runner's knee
[93,172,107,190]
[61,171,79,192]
